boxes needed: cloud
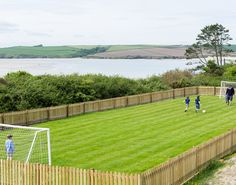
[24,31,52,37]
[0,22,19,33]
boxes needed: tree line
[1,65,236,113]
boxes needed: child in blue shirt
[195,96,200,112]
[184,96,190,112]
[5,134,14,160]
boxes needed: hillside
[0,45,235,59]
[0,45,107,58]
[90,46,187,59]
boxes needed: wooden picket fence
[141,129,236,185]
[0,160,141,185]
[0,128,235,185]
[0,87,201,126]
[0,86,231,185]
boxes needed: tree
[185,24,233,66]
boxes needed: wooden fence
[0,87,201,126]
[0,160,141,185]
[141,129,236,185]
[0,86,231,185]
[0,128,235,185]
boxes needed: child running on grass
[5,134,14,160]
[184,96,190,112]
[195,96,200,112]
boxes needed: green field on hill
[0,45,235,58]
[0,45,107,58]
[34,96,236,173]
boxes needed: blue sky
[0,0,235,47]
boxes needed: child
[184,96,190,112]
[195,96,200,112]
[5,134,14,160]
[226,85,235,106]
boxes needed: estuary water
[0,58,198,78]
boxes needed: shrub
[161,69,193,88]
[224,65,236,77]
[202,60,224,76]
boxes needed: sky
[0,0,235,47]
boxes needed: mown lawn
[36,96,236,173]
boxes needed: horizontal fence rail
[0,87,202,126]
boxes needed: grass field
[0,46,82,58]
[32,96,236,173]
[0,45,107,58]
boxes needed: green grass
[69,45,101,49]
[32,96,236,173]
[0,45,108,58]
[0,46,80,58]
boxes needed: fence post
[150,93,153,103]
[113,99,116,109]
[184,87,186,97]
[83,103,86,114]
[47,108,50,121]
[138,174,144,185]
[25,110,28,125]
[138,95,141,105]
[195,146,200,171]
[173,89,175,99]
[214,86,216,96]
[98,101,101,112]
[196,86,199,95]
[231,130,234,153]
[1,113,4,124]
[66,105,69,117]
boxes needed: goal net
[0,123,51,165]
[220,81,236,98]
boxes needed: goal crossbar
[0,123,49,131]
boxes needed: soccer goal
[0,123,51,165]
[220,81,236,98]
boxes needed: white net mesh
[220,81,236,98]
[0,124,51,165]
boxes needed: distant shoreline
[0,56,186,59]
[0,45,235,59]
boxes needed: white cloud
[0,0,235,46]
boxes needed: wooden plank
[48,105,68,120]
[3,111,27,126]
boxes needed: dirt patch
[90,47,187,59]
[89,47,236,59]
[206,156,236,185]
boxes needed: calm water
[0,58,198,78]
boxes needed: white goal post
[0,123,51,165]
[220,81,236,98]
